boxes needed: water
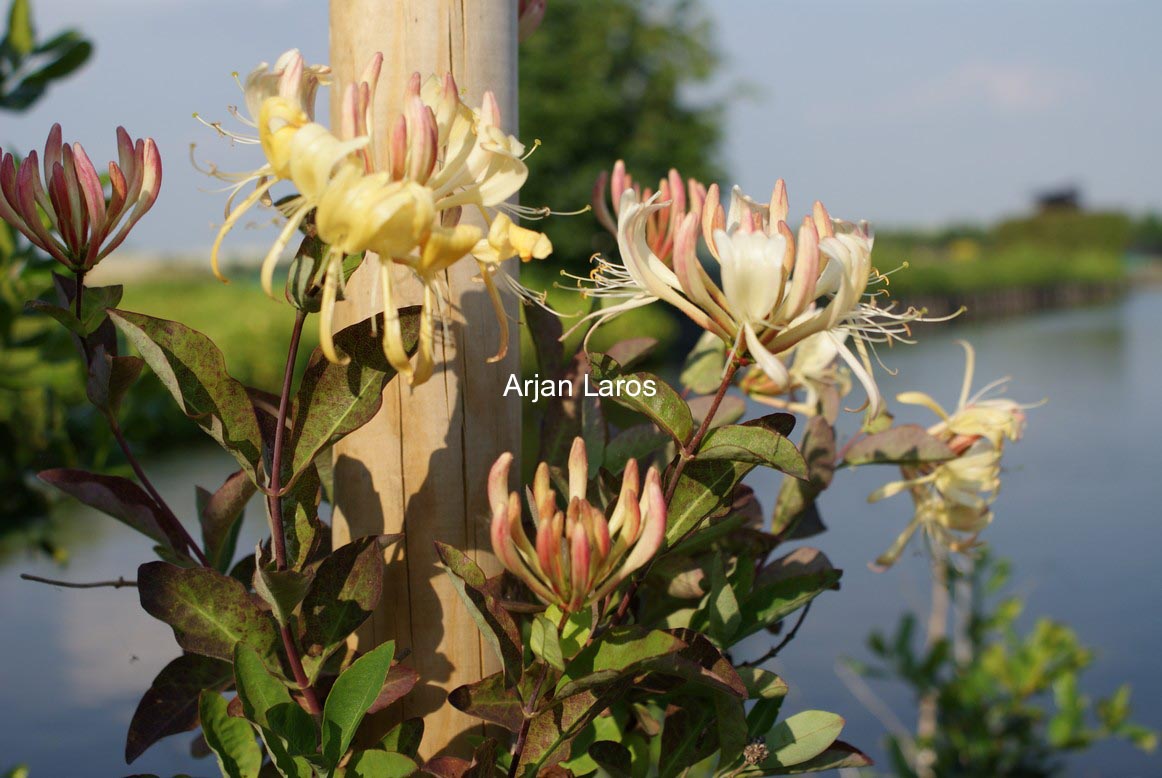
[1,291,1160,776]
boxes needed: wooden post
[328,0,518,759]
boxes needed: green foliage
[861,553,1157,777]
[0,0,92,110]
[519,0,724,268]
[320,641,397,768]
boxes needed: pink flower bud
[0,124,162,272]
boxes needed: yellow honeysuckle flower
[869,341,1038,569]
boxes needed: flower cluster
[0,124,161,272]
[868,341,1034,568]
[489,437,666,612]
[740,330,854,419]
[577,162,937,419]
[203,49,551,384]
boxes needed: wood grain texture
[329,0,518,758]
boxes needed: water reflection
[1,292,1160,775]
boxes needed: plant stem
[740,600,813,668]
[915,548,949,778]
[609,358,742,629]
[509,610,570,776]
[663,358,741,504]
[74,271,85,321]
[106,412,209,566]
[265,309,320,715]
[268,309,306,571]
[21,574,136,589]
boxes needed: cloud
[896,60,1085,114]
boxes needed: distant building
[1035,186,1082,213]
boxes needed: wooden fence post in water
[328,0,518,758]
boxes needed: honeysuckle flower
[0,124,161,272]
[740,328,854,417]
[489,437,666,613]
[572,178,928,417]
[592,160,707,267]
[518,0,548,42]
[868,341,1036,569]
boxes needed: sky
[3,0,1160,257]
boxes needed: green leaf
[253,565,314,627]
[603,424,670,475]
[109,310,265,480]
[197,470,255,573]
[198,690,262,778]
[86,349,144,416]
[659,703,718,777]
[771,416,834,538]
[38,468,173,550]
[531,614,566,671]
[347,750,418,778]
[588,741,633,778]
[715,693,748,766]
[697,424,805,478]
[137,562,281,667]
[232,644,316,757]
[125,654,233,764]
[589,353,693,443]
[707,555,741,645]
[738,549,841,641]
[517,683,630,773]
[4,0,33,59]
[17,38,91,87]
[680,330,727,394]
[838,423,956,467]
[287,309,420,484]
[378,719,424,757]
[760,710,845,769]
[737,667,789,700]
[434,543,524,685]
[447,671,525,732]
[665,459,755,545]
[321,641,397,768]
[556,627,686,698]
[300,534,394,680]
[759,741,873,774]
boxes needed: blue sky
[4,0,1160,256]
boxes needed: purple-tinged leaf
[697,424,806,479]
[839,423,956,467]
[447,671,525,732]
[517,682,630,773]
[435,543,523,685]
[300,534,396,680]
[197,469,255,573]
[555,627,686,698]
[137,561,281,667]
[421,756,471,778]
[288,308,420,484]
[590,353,693,444]
[366,663,420,716]
[665,459,755,545]
[108,309,264,480]
[772,416,835,538]
[639,629,747,699]
[604,337,657,369]
[125,653,232,763]
[38,468,175,550]
[85,345,143,415]
[689,393,746,429]
[603,424,670,475]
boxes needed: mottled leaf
[517,683,629,773]
[109,310,264,479]
[697,424,805,478]
[447,671,524,732]
[555,627,686,698]
[590,353,693,443]
[839,423,956,467]
[125,654,232,763]
[603,424,670,475]
[665,459,755,545]
[197,470,255,573]
[300,534,393,681]
[288,309,419,483]
[137,561,281,666]
[435,543,523,685]
[39,468,173,550]
[771,416,835,537]
[680,330,727,394]
[253,565,314,627]
[366,663,420,715]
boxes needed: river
[1,290,1159,776]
